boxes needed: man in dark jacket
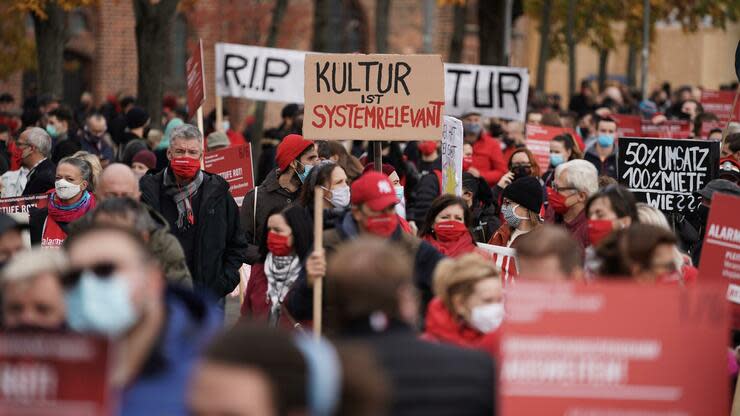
[140,124,247,298]
[584,116,617,179]
[18,127,56,196]
[240,134,319,264]
[119,106,150,165]
[330,238,495,416]
[287,171,445,321]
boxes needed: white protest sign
[441,116,463,196]
[444,63,529,122]
[215,43,306,103]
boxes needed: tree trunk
[478,0,506,65]
[375,0,391,53]
[32,3,67,99]
[626,43,637,88]
[566,0,576,97]
[535,0,553,93]
[134,0,179,130]
[252,0,290,166]
[598,48,609,92]
[311,0,329,52]
[448,4,466,63]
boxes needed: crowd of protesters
[0,77,738,415]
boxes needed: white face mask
[55,178,82,200]
[329,185,350,209]
[469,302,505,333]
[394,186,406,219]
[222,120,231,131]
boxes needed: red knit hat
[351,171,399,211]
[276,134,314,172]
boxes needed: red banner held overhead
[701,89,740,124]
[525,124,570,175]
[186,39,206,119]
[204,144,254,206]
[640,119,692,139]
[500,282,728,416]
[611,114,642,138]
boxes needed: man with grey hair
[19,126,56,196]
[547,159,598,249]
[140,124,247,300]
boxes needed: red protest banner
[0,194,48,215]
[0,334,113,416]
[611,114,642,138]
[186,39,206,119]
[500,281,728,416]
[700,120,725,139]
[525,124,569,174]
[640,119,692,139]
[701,89,740,123]
[204,144,254,205]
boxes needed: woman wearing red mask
[585,185,639,247]
[241,205,312,327]
[418,195,484,258]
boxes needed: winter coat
[239,263,303,328]
[240,169,300,264]
[407,170,441,224]
[471,131,507,186]
[285,212,445,322]
[146,206,193,288]
[471,202,500,244]
[584,144,617,179]
[140,170,248,298]
[120,286,221,415]
[22,158,55,196]
[340,319,496,416]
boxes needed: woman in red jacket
[240,205,313,327]
[423,254,504,356]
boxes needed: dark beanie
[502,176,543,213]
[126,106,149,129]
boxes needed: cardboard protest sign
[186,39,205,118]
[701,89,740,124]
[698,193,740,313]
[617,137,719,212]
[500,281,728,416]
[204,144,254,206]
[215,43,306,103]
[441,116,463,196]
[525,124,570,174]
[611,114,642,138]
[0,334,113,416]
[444,63,529,122]
[640,119,692,139]
[303,53,445,141]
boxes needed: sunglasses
[61,262,117,288]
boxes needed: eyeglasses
[61,262,117,288]
[552,184,577,193]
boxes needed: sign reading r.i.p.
[617,137,720,213]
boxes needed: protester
[63,226,220,414]
[723,133,740,162]
[547,159,599,249]
[685,178,740,265]
[131,149,156,179]
[1,248,68,330]
[416,140,441,176]
[461,172,499,243]
[71,150,102,190]
[417,195,480,258]
[516,224,584,281]
[501,120,526,162]
[287,171,444,320]
[241,206,312,326]
[461,112,507,186]
[362,163,409,221]
[257,103,304,184]
[423,254,504,353]
[140,124,247,299]
[584,116,618,178]
[493,147,542,209]
[30,157,96,247]
[119,106,150,165]
[542,133,583,187]
[241,134,319,264]
[81,113,114,167]
[206,108,246,146]
[47,106,75,155]
[18,127,55,196]
[327,238,495,416]
[490,176,543,248]
[0,214,26,267]
[316,140,364,181]
[364,142,420,203]
[206,131,230,152]
[299,161,350,228]
[584,184,639,247]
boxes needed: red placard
[204,144,254,206]
[500,281,728,416]
[611,114,642,138]
[0,334,113,416]
[186,39,206,119]
[0,194,48,214]
[700,120,725,139]
[525,124,570,174]
[701,89,740,124]
[640,119,692,139]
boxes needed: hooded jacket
[584,143,617,179]
[470,131,507,186]
[141,170,247,298]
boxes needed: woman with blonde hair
[423,254,503,354]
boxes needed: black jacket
[408,171,441,224]
[140,170,248,298]
[29,208,68,245]
[240,169,300,264]
[23,158,56,196]
[340,320,495,416]
[584,145,617,179]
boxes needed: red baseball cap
[351,171,399,211]
[276,134,314,172]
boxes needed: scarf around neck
[264,253,301,326]
[163,168,203,230]
[423,232,477,258]
[48,191,95,223]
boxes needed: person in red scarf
[418,194,480,258]
[29,157,96,248]
[423,253,504,357]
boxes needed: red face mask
[547,187,570,215]
[418,141,437,156]
[363,212,398,238]
[433,220,468,242]
[170,157,201,179]
[267,231,292,256]
[463,156,474,172]
[588,219,614,246]
[10,141,23,170]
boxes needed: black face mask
[512,166,532,180]
[502,135,515,147]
